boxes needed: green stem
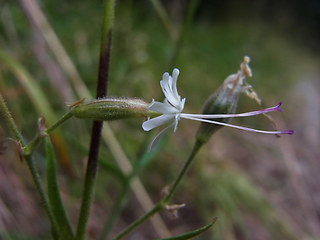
[0,93,24,143]
[75,121,103,240]
[23,110,74,155]
[46,110,74,134]
[25,155,61,239]
[163,141,202,203]
[75,0,115,239]
[0,92,60,238]
[112,141,203,240]
[113,203,163,240]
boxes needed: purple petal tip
[276,102,283,112]
[284,130,294,135]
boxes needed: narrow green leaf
[45,137,74,239]
[0,49,56,123]
[157,218,217,240]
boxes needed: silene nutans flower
[69,56,293,151]
[143,56,293,150]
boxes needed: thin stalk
[75,0,115,239]
[75,121,103,240]
[46,110,73,134]
[112,141,203,240]
[113,203,163,240]
[0,93,60,238]
[0,93,24,142]
[23,110,73,156]
[162,141,202,203]
[25,155,61,239]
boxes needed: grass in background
[1,0,319,239]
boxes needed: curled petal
[172,68,180,98]
[142,114,174,131]
[160,69,183,110]
[148,122,175,151]
[161,84,180,108]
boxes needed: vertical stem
[75,121,103,240]
[0,92,60,238]
[0,93,24,142]
[75,1,115,239]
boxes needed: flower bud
[71,98,159,121]
[196,56,252,144]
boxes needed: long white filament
[180,115,293,135]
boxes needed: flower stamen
[181,115,293,135]
[180,102,283,119]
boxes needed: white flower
[142,68,185,133]
[143,68,293,151]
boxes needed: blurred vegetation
[1,0,320,239]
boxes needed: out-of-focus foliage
[0,0,319,239]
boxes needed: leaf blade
[45,137,74,239]
[157,218,217,240]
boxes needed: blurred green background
[0,0,319,239]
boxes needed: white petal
[180,98,186,112]
[173,114,180,132]
[172,68,180,80]
[157,68,185,113]
[142,114,174,131]
[160,79,173,100]
[149,101,177,114]
[161,82,181,109]
[162,72,170,82]
[147,122,175,151]
[172,68,180,98]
